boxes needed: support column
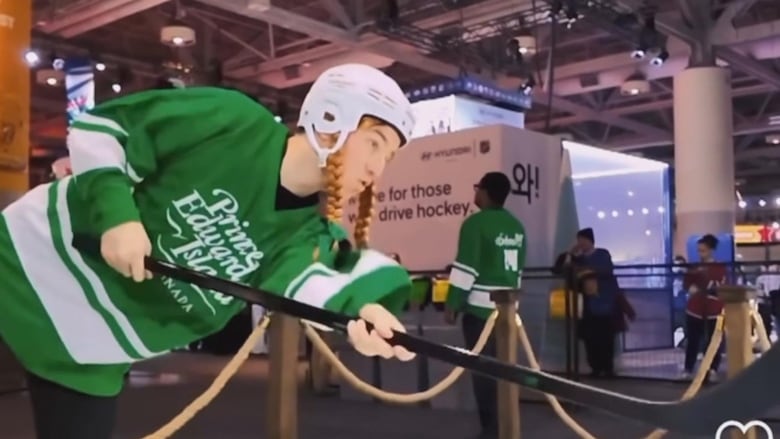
[0,0,32,208]
[673,66,735,252]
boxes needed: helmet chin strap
[304,126,351,168]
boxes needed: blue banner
[685,234,735,264]
[64,57,94,125]
[686,233,736,283]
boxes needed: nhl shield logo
[479,140,491,154]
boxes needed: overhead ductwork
[605,118,780,151]
[37,0,170,38]
[550,56,689,96]
[235,11,780,98]
[223,0,530,79]
[528,35,780,97]
[255,52,396,89]
[526,82,774,130]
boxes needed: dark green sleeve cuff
[445,286,468,311]
[323,251,412,317]
[89,173,141,234]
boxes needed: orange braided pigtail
[324,150,345,224]
[353,185,375,249]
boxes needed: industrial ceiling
[27,0,780,197]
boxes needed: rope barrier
[752,310,772,353]
[142,316,271,439]
[302,313,497,403]
[513,314,724,439]
[639,314,725,439]
[137,311,497,438]
[514,309,777,439]
[514,314,596,439]
[136,304,773,439]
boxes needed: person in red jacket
[681,234,726,381]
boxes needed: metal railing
[402,259,777,382]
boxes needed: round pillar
[673,67,735,252]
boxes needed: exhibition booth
[564,140,672,289]
[563,140,673,353]
[734,223,780,262]
[351,122,673,278]
[409,95,525,138]
[335,114,673,407]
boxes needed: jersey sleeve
[67,88,268,235]
[445,217,480,312]
[259,246,411,318]
[517,225,527,288]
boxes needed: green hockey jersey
[445,207,526,319]
[0,87,410,397]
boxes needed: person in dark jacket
[558,228,620,377]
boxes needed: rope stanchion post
[717,285,757,439]
[267,315,301,439]
[491,289,521,439]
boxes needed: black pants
[757,302,773,339]
[579,315,615,375]
[462,313,497,434]
[684,315,722,373]
[26,373,118,439]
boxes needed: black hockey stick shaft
[71,235,780,435]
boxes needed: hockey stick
[72,235,780,435]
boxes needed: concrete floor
[0,352,777,439]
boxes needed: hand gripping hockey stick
[72,235,779,435]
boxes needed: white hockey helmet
[298,64,415,167]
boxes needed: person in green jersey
[0,63,417,439]
[444,171,526,439]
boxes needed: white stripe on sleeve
[449,265,476,291]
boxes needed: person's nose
[366,159,384,180]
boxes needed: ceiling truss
[28,0,780,191]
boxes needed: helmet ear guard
[299,94,362,167]
[297,64,416,168]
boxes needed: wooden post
[717,285,756,439]
[267,315,300,439]
[491,289,521,439]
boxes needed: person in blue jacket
[562,228,619,377]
